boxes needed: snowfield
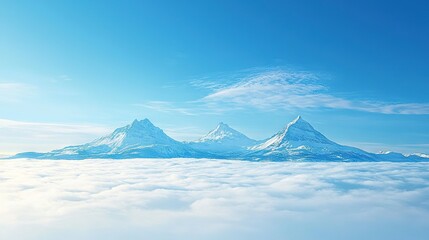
[15,117,428,162]
[1,159,429,240]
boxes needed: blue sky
[0,0,428,155]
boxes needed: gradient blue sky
[1,0,428,155]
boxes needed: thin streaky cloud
[0,119,111,154]
[201,69,429,114]
[0,82,36,103]
[0,119,110,135]
[190,79,229,91]
[135,101,198,116]
[49,74,73,83]
[135,101,241,116]
[142,68,429,115]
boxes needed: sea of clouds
[1,159,428,240]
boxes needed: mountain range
[11,116,429,161]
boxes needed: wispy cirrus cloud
[49,74,73,83]
[136,100,244,116]
[139,68,429,115]
[0,82,36,103]
[200,69,429,114]
[0,119,111,155]
[135,101,199,116]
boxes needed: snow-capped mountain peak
[252,116,334,150]
[288,115,312,129]
[284,116,324,136]
[197,122,252,142]
[248,116,378,161]
[190,122,258,154]
[89,118,177,151]
[213,122,233,133]
[406,153,429,158]
[131,118,153,128]
[13,118,197,159]
[11,116,428,162]
[216,122,231,130]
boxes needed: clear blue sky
[0,0,428,155]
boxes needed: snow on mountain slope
[408,153,429,158]
[189,122,258,155]
[248,116,376,161]
[87,119,180,152]
[10,117,428,162]
[14,119,201,159]
[374,151,429,162]
[251,116,336,151]
[197,122,255,143]
[375,151,408,162]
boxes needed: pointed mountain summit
[252,116,335,151]
[88,118,178,152]
[15,119,197,159]
[11,117,428,162]
[189,122,258,155]
[197,122,256,143]
[250,116,376,161]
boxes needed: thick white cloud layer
[1,159,429,240]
